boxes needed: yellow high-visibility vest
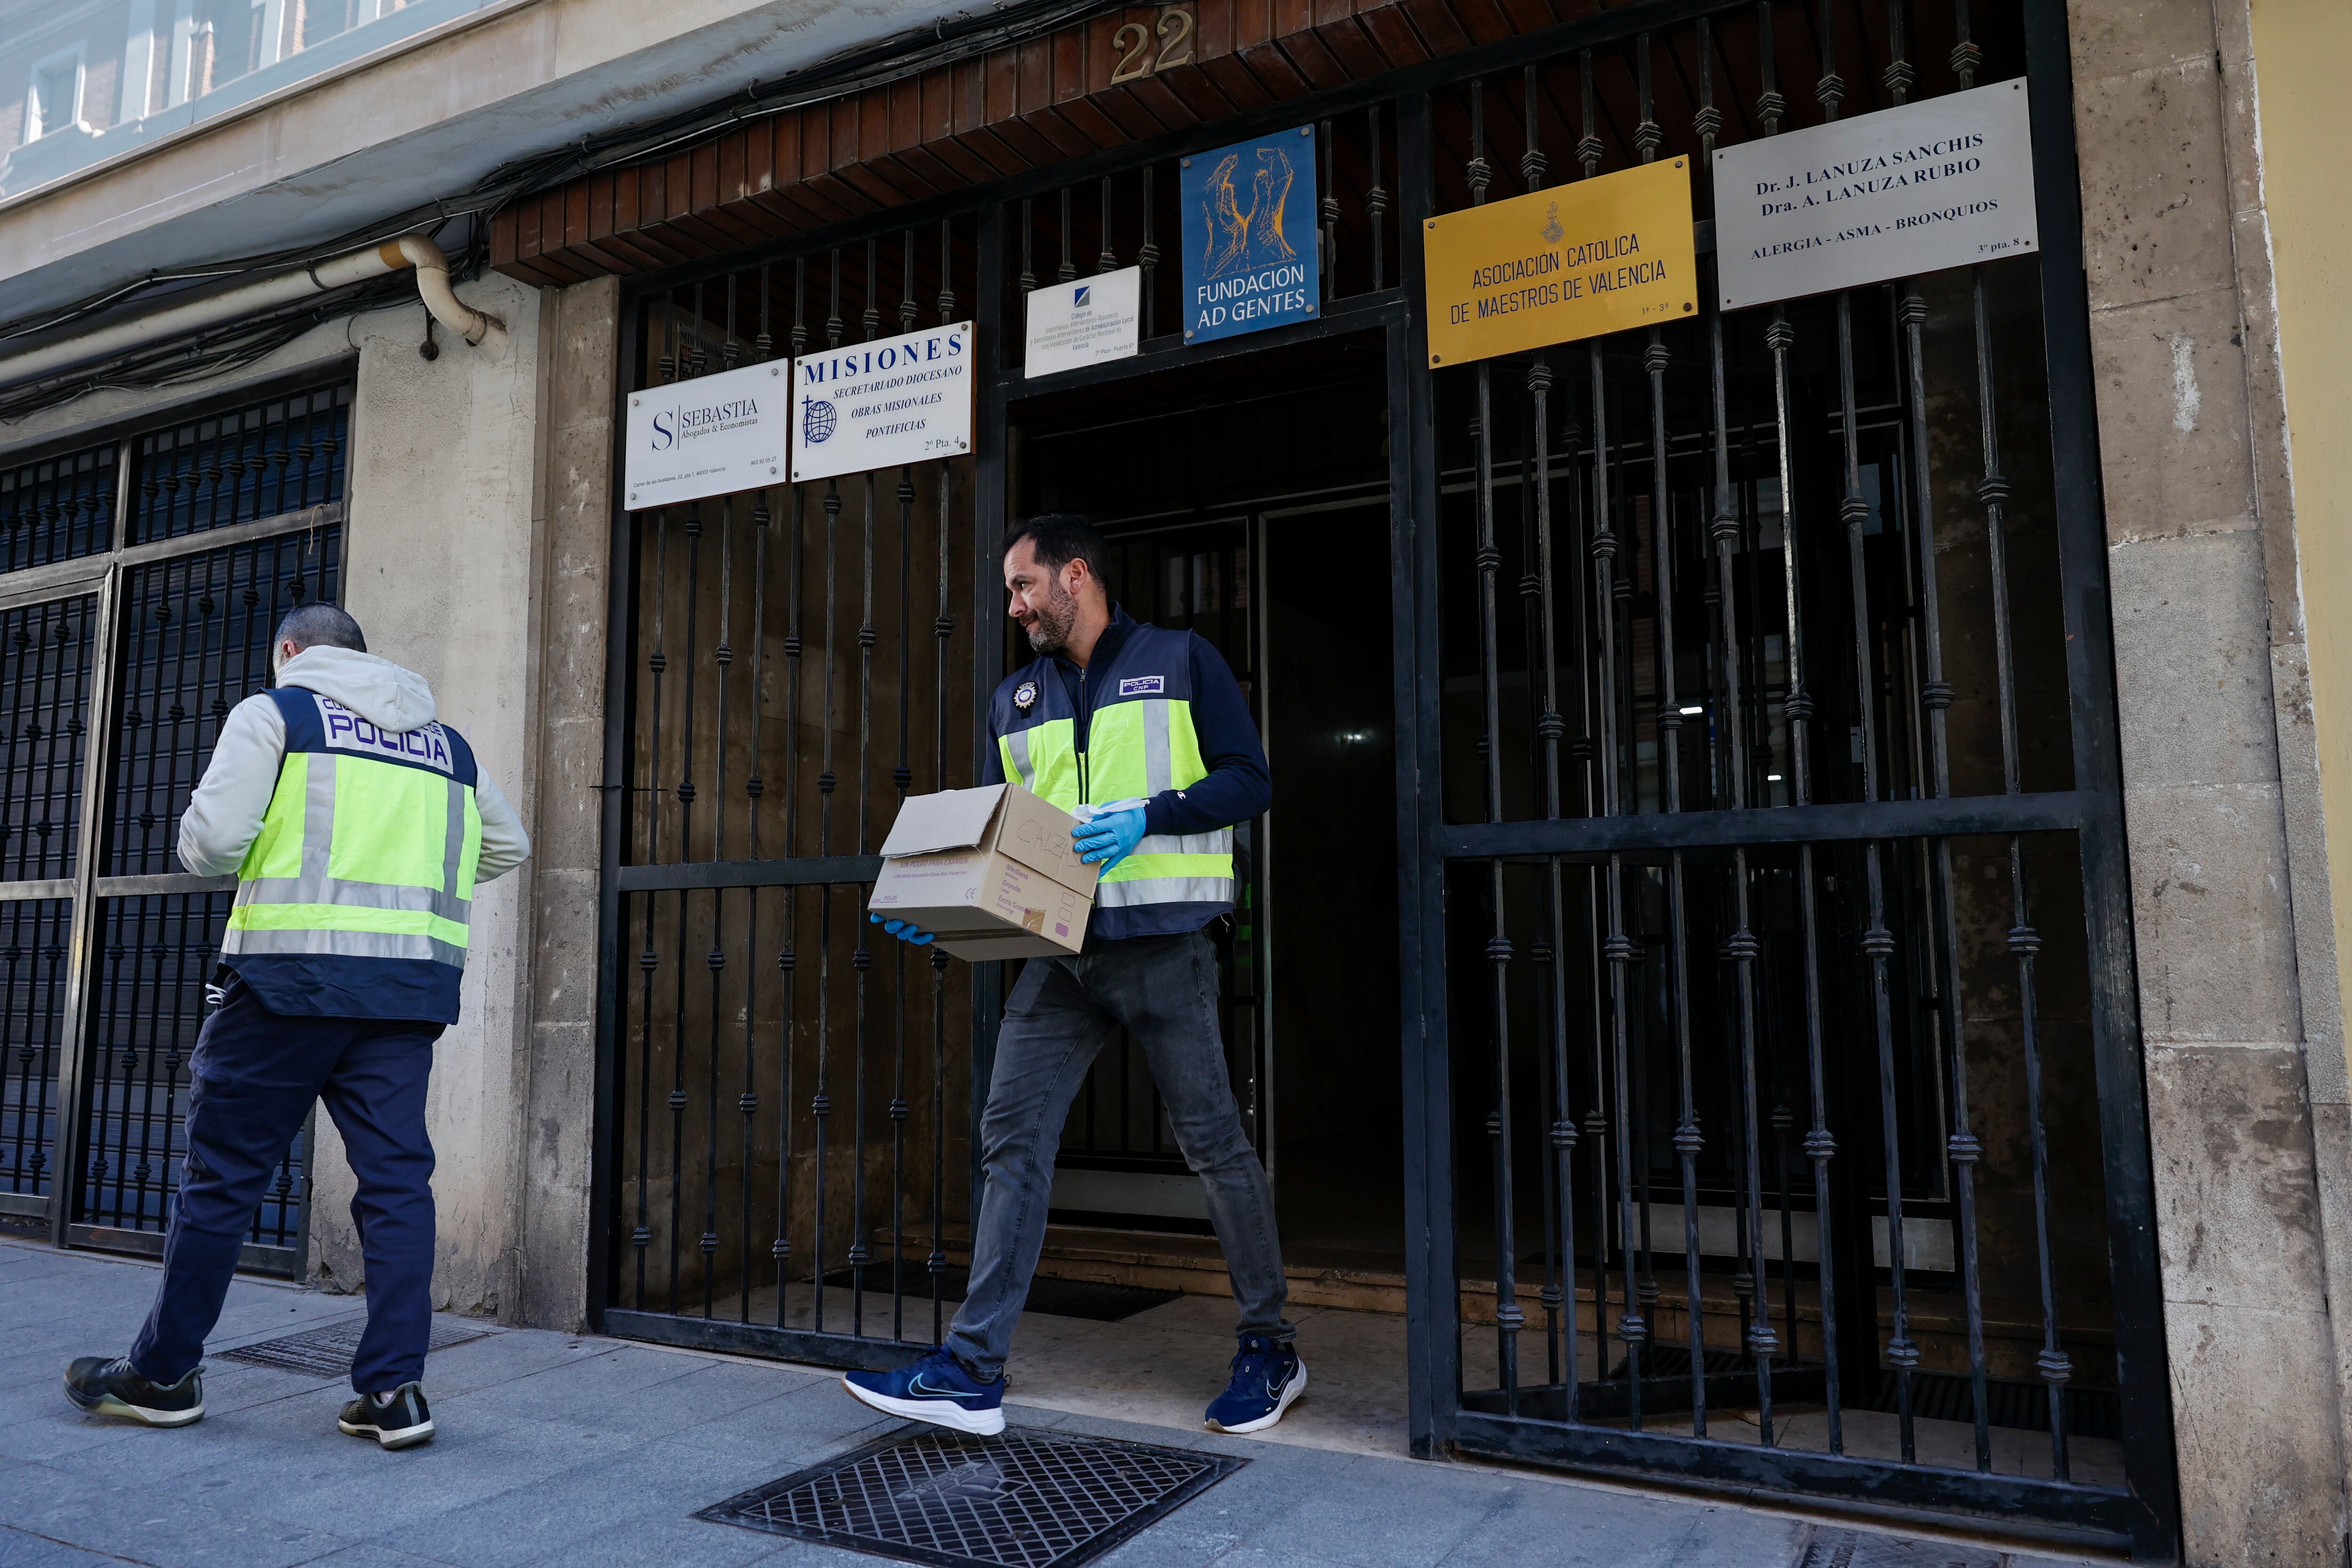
[993,623,1235,916]
[218,687,482,1022]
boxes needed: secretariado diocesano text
[1463,233,1666,319]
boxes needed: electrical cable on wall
[0,276,417,422]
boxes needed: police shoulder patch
[1014,680,1038,711]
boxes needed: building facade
[0,0,2347,1562]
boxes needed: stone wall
[308,273,547,1317]
[504,274,618,1331]
[0,274,549,1323]
[2068,0,2351,1560]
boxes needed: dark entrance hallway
[1009,340,1409,1284]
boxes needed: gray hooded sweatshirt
[178,646,531,883]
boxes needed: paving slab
[0,1523,138,1567]
[0,1460,355,1568]
[508,1510,784,1568]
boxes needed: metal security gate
[599,245,984,1360]
[0,371,351,1272]
[594,0,2174,1547]
[1395,0,2176,1554]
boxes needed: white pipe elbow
[389,236,502,348]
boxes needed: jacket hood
[275,646,438,731]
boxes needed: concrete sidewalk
[0,1238,2107,1568]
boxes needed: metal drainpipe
[0,234,503,391]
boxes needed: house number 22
[1110,8,1194,82]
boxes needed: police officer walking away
[845,514,1303,1438]
[63,604,529,1449]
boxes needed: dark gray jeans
[945,928,1291,1378]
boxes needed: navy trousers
[129,974,442,1394]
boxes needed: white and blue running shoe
[1204,1333,1307,1434]
[843,1349,1007,1435]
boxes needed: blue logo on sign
[1181,127,1321,345]
[803,396,837,445]
[1075,285,1091,308]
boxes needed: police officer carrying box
[846,513,1304,1437]
[63,604,530,1450]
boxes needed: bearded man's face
[1004,540,1081,654]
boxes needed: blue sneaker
[1205,1333,1306,1434]
[842,1349,1006,1436]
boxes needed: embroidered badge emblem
[1014,681,1038,711]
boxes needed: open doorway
[1002,338,1413,1364]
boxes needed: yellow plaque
[1423,159,1698,368]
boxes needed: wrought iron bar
[1516,371,1563,1391]
[1463,76,1524,1416]
[777,417,809,1325]
[813,253,845,1335]
[1972,258,2074,1481]
[1752,0,1843,1457]
[1576,43,1647,1430]
[1836,291,1920,1461]
[1896,265,1994,1466]
[1708,236,1779,1448]
[699,485,734,1318]
[892,338,917,1337]
[741,484,770,1324]
[932,220,957,1344]
[1529,337,1582,1410]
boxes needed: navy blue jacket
[983,605,1270,938]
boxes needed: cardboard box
[868,784,1100,960]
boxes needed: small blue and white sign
[1180,127,1320,344]
[1024,266,1141,378]
[790,321,974,483]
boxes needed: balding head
[273,603,365,675]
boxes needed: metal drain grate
[1798,1527,2003,1568]
[699,1425,1246,1568]
[215,1315,492,1377]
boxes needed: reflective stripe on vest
[995,628,1234,910]
[220,693,483,974]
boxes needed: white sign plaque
[1024,268,1142,379]
[1713,80,2039,311]
[790,321,974,483]
[623,359,790,508]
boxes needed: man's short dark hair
[275,602,366,655]
[1001,513,1109,589]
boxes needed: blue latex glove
[868,912,934,945]
[1073,804,1148,872]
